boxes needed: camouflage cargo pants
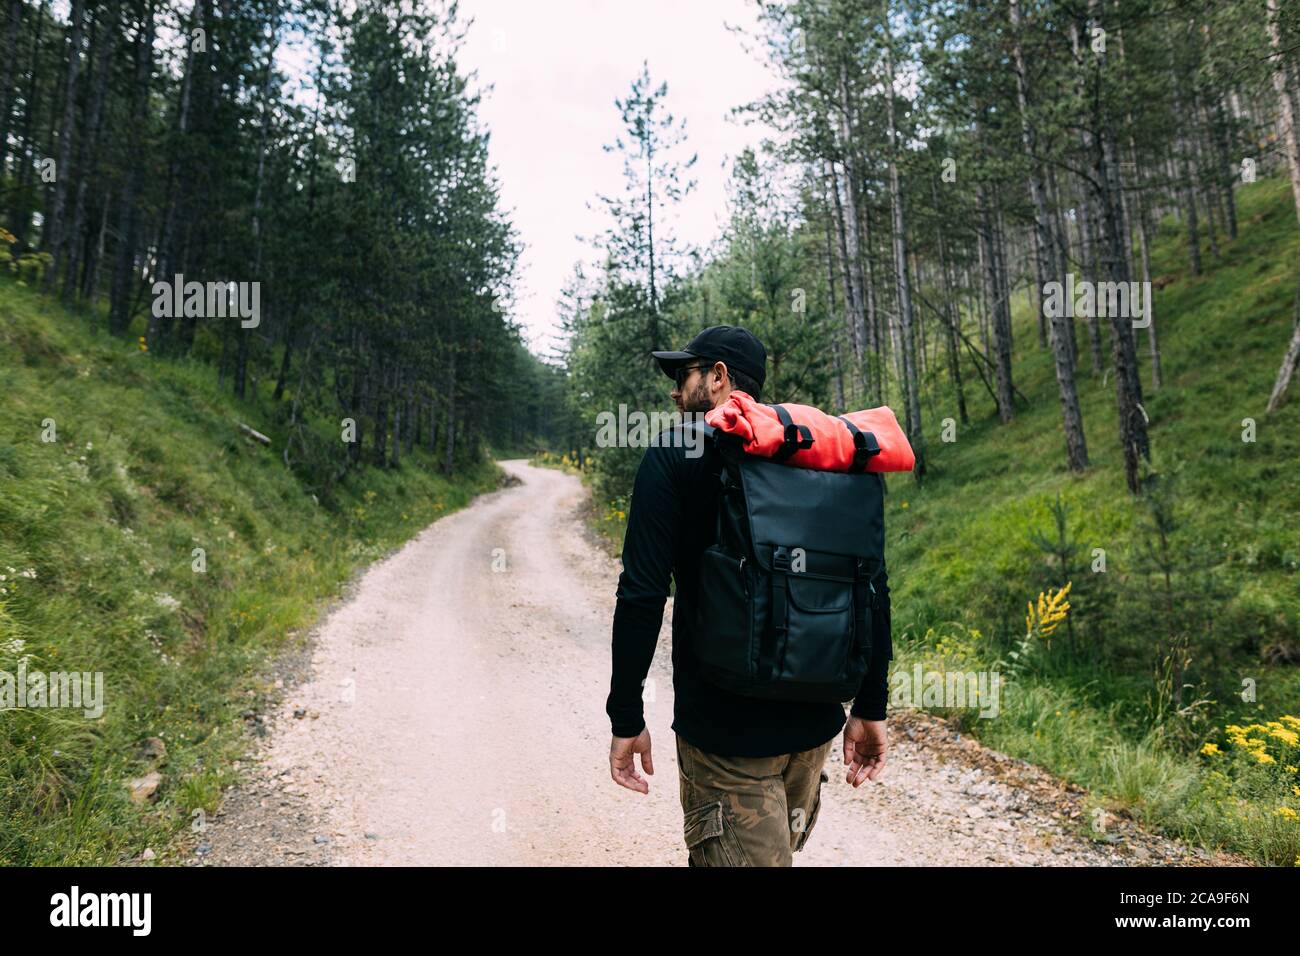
[676,733,834,867]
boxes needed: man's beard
[681,377,712,414]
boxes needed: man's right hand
[609,728,654,794]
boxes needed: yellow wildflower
[1026,582,1072,637]
[1266,726,1299,747]
[1200,743,1222,757]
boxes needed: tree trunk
[976,179,1015,422]
[84,187,110,311]
[1212,94,1238,241]
[390,366,403,468]
[234,20,278,400]
[442,350,457,475]
[826,159,867,404]
[926,178,967,427]
[1010,0,1087,470]
[437,403,446,457]
[108,0,155,336]
[1267,0,1300,224]
[404,393,415,456]
[42,0,86,292]
[273,340,293,402]
[1134,185,1161,390]
[822,196,847,411]
[63,2,117,303]
[1045,165,1079,367]
[348,334,365,467]
[373,361,389,466]
[1193,97,1221,260]
[1169,56,1203,276]
[836,69,876,405]
[10,1,46,249]
[1090,0,1150,493]
[883,39,924,480]
[0,0,24,180]
[860,196,882,405]
[150,1,202,349]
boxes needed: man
[605,324,891,867]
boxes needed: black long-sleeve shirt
[605,423,891,757]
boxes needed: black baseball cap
[652,325,767,388]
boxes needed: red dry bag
[703,389,915,473]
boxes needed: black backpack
[692,415,888,703]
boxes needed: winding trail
[200,460,1216,867]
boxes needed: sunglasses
[674,362,712,389]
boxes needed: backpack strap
[761,546,793,682]
[837,415,881,473]
[852,557,877,663]
[766,404,814,463]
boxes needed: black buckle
[768,404,814,462]
[773,546,791,573]
[837,416,881,473]
[784,422,814,449]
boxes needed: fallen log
[238,422,272,446]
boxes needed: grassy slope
[886,175,1300,863]
[895,174,1298,650]
[0,282,500,865]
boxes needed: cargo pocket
[683,800,750,867]
[791,770,829,853]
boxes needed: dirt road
[200,460,1215,867]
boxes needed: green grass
[0,282,501,864]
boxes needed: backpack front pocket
[778,574,857,685]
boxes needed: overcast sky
[456,0,779,359]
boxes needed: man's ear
[711,361,729,394]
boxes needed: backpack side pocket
[693,546,755,685]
